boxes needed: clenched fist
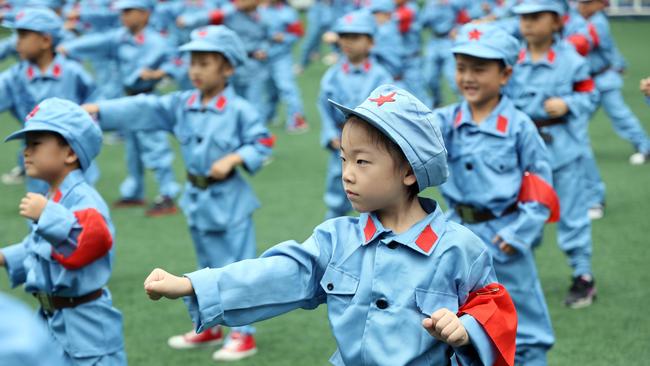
[422,308,470,348]
[144,268,194,300]
[19,193,48,221]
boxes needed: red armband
[566,34,591,56]
[457,283,517,366]
[573,78,595,93]
[286,21,304,37]
[51,209,113,270]
[258,134,276,148]
[517,172,560,223]
[396,6,414,33]
[456,9,471,25]
[209,10,224,25]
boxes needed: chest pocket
[415,289,459,318]
[482,153,518,174]
[320,265,359,310]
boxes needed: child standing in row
[437,23,558,365]
[0,98,126,365]
[83,25,273,362]
[143,84,518,366]
[318,10,392,218]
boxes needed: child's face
[189,52,233,94]
[519,12,561,44]
[373,12,392,25]
[120,8,150,31]
[235,0,259,11]
[455,54,511,107]
[394,0,408,7]
[23,132,77,181]
[578,0,605,18]
[340,119,414,213]
[337,34,373,63]
[16,30,52,61]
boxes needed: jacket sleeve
[561,54,599,119]
[63,31,117,60]
[234,101,273,174]
[318,71,340,149]
[1,238,29,287]
[97,92,180,132]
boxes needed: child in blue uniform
[437,23,558,366]
[142,84,519,366]
[0,98,126,365]
[83,25,273,362]
[58,0,181,217]
[0,7,98,193]
[319,10,392,219]
[260,0,309,133]
[394,0,430,106]
[508,0,600,308]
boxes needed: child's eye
[357,159,369,165]
[339,155,346,162]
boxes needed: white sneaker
[212,332,257,362]
[629,152,648,165]
[167,326,224,350]
[322,52,339,66]
[588,204,605,220]
[1,166,25,185]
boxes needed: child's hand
[544,98,569,117]
[329,138,341,150]
[56,45,67,56]
[422,308,470,348]
[272,33,284,42]
[322,31,338,44]
[140,69,166,81]
[0,251,5,267]
[252,50,267,60]
[176,16,186,28]
[492,235,517,255]
[640,78,650,97]
[82,104,99,115]
[19,193,48,221]
[144,268,194,300]
[210,154,242,180]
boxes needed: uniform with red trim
[61,0,181,215]
[259,0,310,133]
[1,98,126,365]
[509,0,599,309]
[0,7,99,194]
[318,10,393,219]
[437,23,557,366]
[178,85,517,366]
[92,26,272,361]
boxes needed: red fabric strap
[573,78,595,93]
[457,283,517,366]
[51,209,113,270]
[566,34,591,56]
[517,172,560,223]
[396,6,414,33]
[286,21,304,37]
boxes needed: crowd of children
[0,0,648,365]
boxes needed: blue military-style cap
[114,0,155,11]
[329,85,448,191]
[4,7,63,43]
[512,0,567,16]
[451,23,520,66]
[178,25,247,68]
[368,0,395,13]
[332,10,376,35]
[4,98,103,171]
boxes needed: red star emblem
[368,92,397,107]
[197,29,208,38]
[468,28,482,41]
[26,105,39,120]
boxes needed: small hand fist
[544,97,569,118]
[640,78,650,97]
[210,155,236,180]
[19,193,48,221]
[422,308,470,348]
[329,138,341,150]
[272,33,284,42]
[492,235,517,255]
[322,31,338,44]
[176,16,186,28]
[144,268,194,300]
[252,50,267,60]
[82,104,99,115]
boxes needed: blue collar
[24,53,66,81]
[453,96,512,137]
[50,169,85,203]
[184,86,233,113]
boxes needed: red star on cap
[468,28,482,41]
[197,29,208,37]
[368,91,397,107]
[26,105,39,120]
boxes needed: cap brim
[512,4,563,14]
[327,99,397,146]
[178,39,222,53]
[451,44,508,64]
[4,122,58,142]
[334,27,374,35]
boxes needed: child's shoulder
[435,218,490,263]
[62,179,111,218]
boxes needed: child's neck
[201,83,226,105]
[46,166,76,194]
[469,94,500,124]
[348,55,368,66]
[31,51,55,73]
[129,23,146,35]
[528,37,554,62]
[376,196,427,235]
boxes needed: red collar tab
[415,225,438,253]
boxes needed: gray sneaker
[1,166,25,185]
[565,275,596,309]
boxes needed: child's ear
[64,147,79,166]
[42,34,53,51]
[403,167,417,187]
[501,66,513,86]
[223,62,235,78]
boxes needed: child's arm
[224,103,273,175]
[75,64,98,103]
[272,12,304,46]
[317,76,340,150]
[545,56,598,120]
[144,230,333,333]
[0,239,28,287]
[57,31,117,61]
[0,68,16,113]
[177,8,224,29]
[83,92,181,133]
[493,120,557,255]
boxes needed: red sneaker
[167,326,224,349]
[287,114,309,135]
[212,332,257,361]
[145,196,178,217]
[113,198,146,208]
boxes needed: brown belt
[34,289,103,315]
[187,171,234,189]
[455,203,518,224]
[591,66,610,77]
[533,117,566,128]
[124,87,154,96]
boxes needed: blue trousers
[324,151,352,219]
[232,59,271,124]
[119,130,179,200]
[189,218,257,334]
[267,54,305,128]
[299,3,335,68]
[402,55,432,107]
[425,38,458,107]
[582,148,606,207]
[598,86,650,154]
[451,212,554,366]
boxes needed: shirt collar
[50,169,86,203]
[184,86,232,113]
[342,58,372,74]
[453,96,511,137]
[25,53,65,81]
[517,39,560,66]
[358,198,445,256]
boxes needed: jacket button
[327,283,334,291]
[465,162,473,170]
[387,242,398,249]
[376,299,389,309]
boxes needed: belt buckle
[540,131,553,144]
[457,205,475,223]
[34,293,55,315]
[195,175,209,189]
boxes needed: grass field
[1,19,650,366]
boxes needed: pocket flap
[415,289,459,316]
[320,265,360,295]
